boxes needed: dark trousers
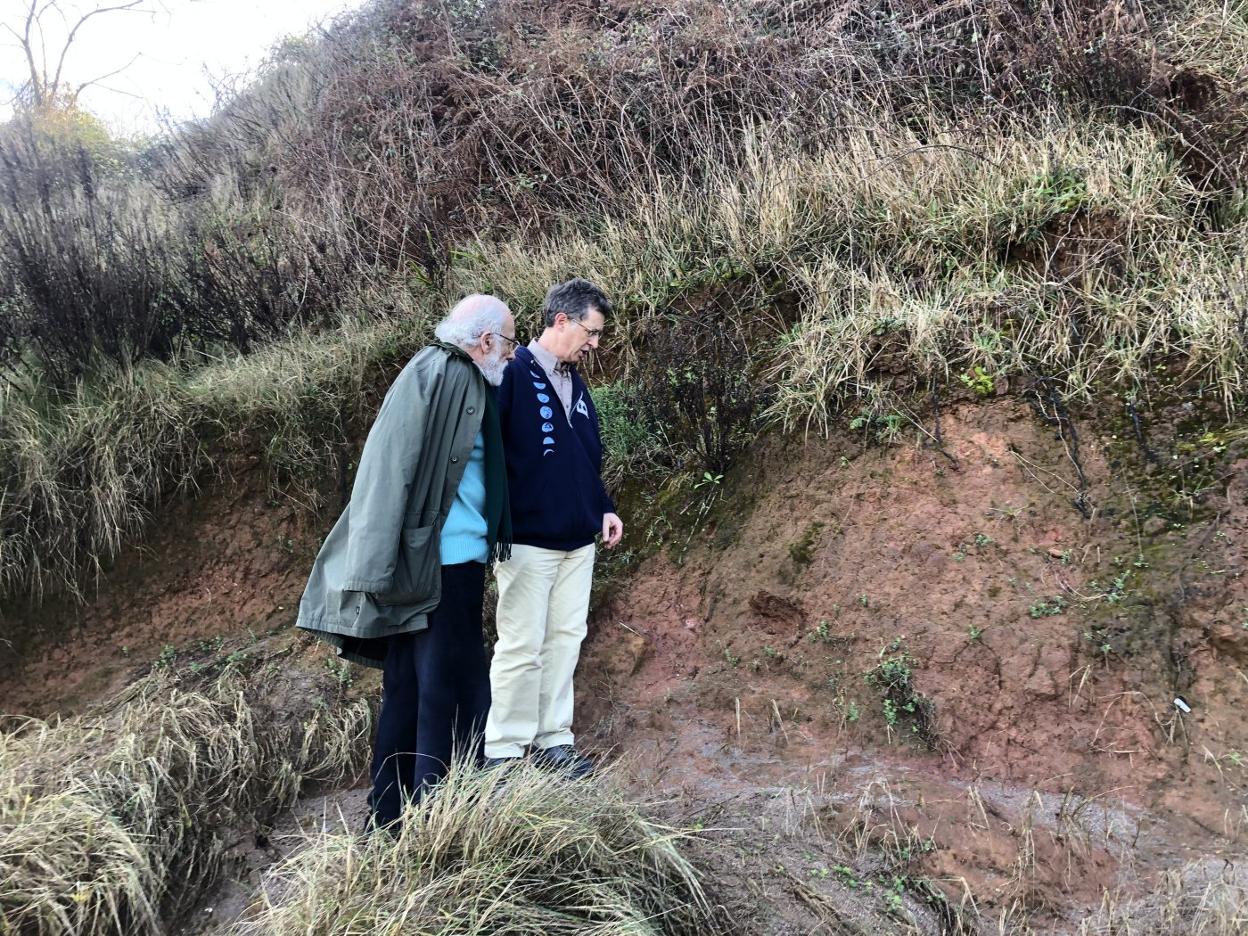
[367,561,491,828]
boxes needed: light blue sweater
[440,431,488,565]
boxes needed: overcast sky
[0,0,362,136]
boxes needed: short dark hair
[542,278,611,328]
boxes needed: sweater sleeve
[341,358,430,593]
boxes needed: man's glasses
[489,332,520,349]
[568,319,604,340]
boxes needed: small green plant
[968,625,983,641]
[810,619,833,643]
[153,644,177,670]
[692,471,723,491]
[723,647,741,668]
[859,593,870,608]
[763,645,779,660]
[881,876,906,915]
[959,366,995,396]
[325,657,354,687]
[973,532,993,548]
[845,701,861,723]
[864,640,937,747]
[833,865,860,888]
[849,410,904,444]
[1028,596,1068,618]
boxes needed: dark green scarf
[434,341,512,562]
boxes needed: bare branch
[49,1,148,100]
[71,51,141,102]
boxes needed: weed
[324,657,354,688]
[864,641,938,748]
[810,619,833,643]
[693,471,723,491]
[968,625,984,642]
[1029,596,1068,618]
[153,644,177,670]
[723,647,741,668]
[849,410,904,445]
[959,366,996,396]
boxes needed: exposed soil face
[580,399,1248,929]
[3,398,1245,932]
[0,469,342,717]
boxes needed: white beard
[477,348,508,386]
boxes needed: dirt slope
[580,399,1248,929]
[3,397,1245,932]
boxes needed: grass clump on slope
[232,761,724,936]
[0,665,372,935]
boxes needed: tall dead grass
[3,0,1248,617]
[231,761,723,936]
[0,309,424,613]
[1078,861,1248,935]
[0,667,371,935]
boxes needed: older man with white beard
[296,294,517,830]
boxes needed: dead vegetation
[230,761,723,936]
[0,662,371,935]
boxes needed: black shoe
[532,744,595,779]
[483,756,522,770]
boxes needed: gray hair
[435,294,510,349]
[542,278,611,328]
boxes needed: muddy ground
[3,397,1246,933]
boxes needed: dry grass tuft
[0,666,371,935]
[232,760,723,936]
[1078,861,1248,935]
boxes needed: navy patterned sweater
[496,346,616,551]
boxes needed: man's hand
[602,512,624,549]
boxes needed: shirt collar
[527,339,572,377]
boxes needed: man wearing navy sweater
[484,278,623,777]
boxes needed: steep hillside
[5,390,1246,933]
[4,0,1248,932]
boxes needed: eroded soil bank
[3,398,1246,932]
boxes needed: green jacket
[296,345,488,667]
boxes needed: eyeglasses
[568,319,604,341]
[489,332,520,349]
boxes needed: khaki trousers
[484,542,595,758]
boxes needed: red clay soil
[3,398,1246,932]
[0,469,342,717]
[579,400,1248,928]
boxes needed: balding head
[434,293,516,385]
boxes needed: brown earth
[0,468,342,717]
[3,398,1246,933]
[579,399,1248,931]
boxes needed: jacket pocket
[375,524,439,606]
